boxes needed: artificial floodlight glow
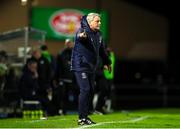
[21,0,27,6]
[21,0,27,2]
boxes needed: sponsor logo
[49,9,84,37]
[81,72,87,79]
[99,36,102,44]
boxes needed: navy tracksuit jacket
[71,15,111,119]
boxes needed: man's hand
[104,65,112,73]
[79,30,87,38]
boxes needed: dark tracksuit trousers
[74,72,95,119]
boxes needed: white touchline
[28,118,68,123]
[78,116,149,129]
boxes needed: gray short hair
[86,13,100,25]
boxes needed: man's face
[90,16,101,31]
[65,42,74,49]
[33,50,41,59]
[28,63,37,73]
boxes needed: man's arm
[99,40,112,73]
[77,29,87,39]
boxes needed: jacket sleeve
[76,28,88,42]
[99,39,111,66]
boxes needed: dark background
[1,0,180,112]
[112,0,180,109]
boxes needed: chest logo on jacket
[81,72,87,79]
[99,37,102,44]
[91,38,93,42]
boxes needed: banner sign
[31,7,108,41]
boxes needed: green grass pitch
[0,108,180,128]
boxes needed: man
[71,13,111,125]
[95,47,115,114]
[19,59,39,100]
[57,39,74,83]
[28,48,53,116]
[40,44,56,75]
[55,38,75,115]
